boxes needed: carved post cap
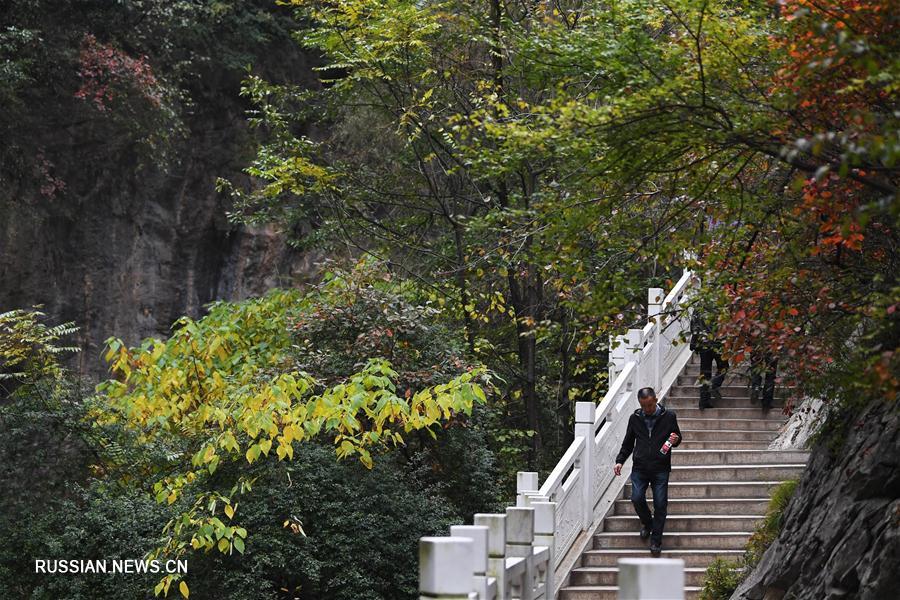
[516,471,539,494]
[575,400,595,423]
[473,513,507,556]
[531,501,556,536]
[449,525,489,574]
[505,506,535,545]
[419,537,475,596]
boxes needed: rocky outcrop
[0,93,321,378]
[768,397,824,451]
[732,400,900,600]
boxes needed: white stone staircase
[416,270,812,600]
[559,356,808,599]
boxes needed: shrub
[699,558,743,600]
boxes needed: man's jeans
[630,469,670,545]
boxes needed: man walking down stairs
[560,354,809,600]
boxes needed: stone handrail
[418,268,696,599]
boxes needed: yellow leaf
[224,504,235,519]
[259,438,272,456]
[179,580,190,599]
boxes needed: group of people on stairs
[690,309,778,411]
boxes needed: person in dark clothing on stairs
[750,351,778,411]
[613,387,682,556]
[690,310,728,409]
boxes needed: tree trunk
[508,268,543,468]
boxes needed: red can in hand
[660,439,673,455]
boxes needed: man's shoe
[640,526,651,541]
[650,542,662,556]
[699,401,713,410]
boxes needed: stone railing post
[609,333,626,383]
[474,513,508,599]
[531,500,556,597]
[624,328,643,389]
[516,471,539,506]
[419,537,475,600]
[450,525,493,600]
[648,287,664,392]
[617,558,685,599]
[574,401,595,530]
[505,506,536,600]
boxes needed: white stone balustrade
[419,269,697,599]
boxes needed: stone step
[681,361,750,377]
[570,565,709,586]
[679,429,779,442]
[594,531,751,550]
[614,497,771,515]
[581,548,744,568]
[560,585,701,600]
[671,407,790,419]
[678,440,773,450]
[678,417,784,431]
[625,480,784,499]
[665,397,785,409]
[672,449,809,466]
[669,464,805,482]
[669,385,754,397]
[604,514,763,533]
[679,369,794,382]
[674,380,792,395]
[677,374,754,386]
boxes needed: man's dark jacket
[615,404,683,473]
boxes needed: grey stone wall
[733,400,900,600]
[0,107,320,378]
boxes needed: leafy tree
[224,0,698,470]
[1,265,495,599]
[0,308,78,390]
[226,1,897,471]
[93,266,488,593]
[0,0,303,199]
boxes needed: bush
[699,558,743,600]
[0,439,462,600]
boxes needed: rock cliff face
[0,99,318,378]
[733,399,900,600]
